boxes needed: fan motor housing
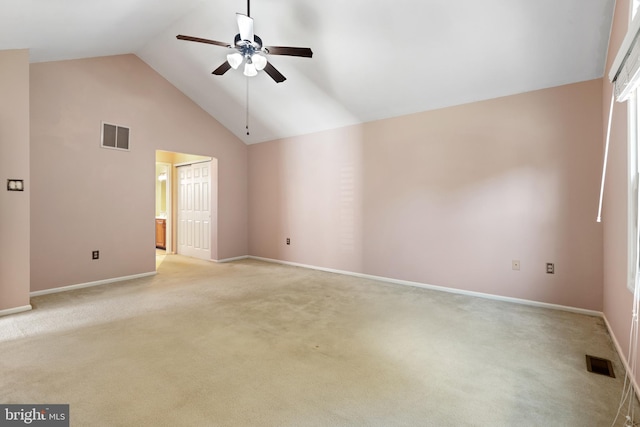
[234,33,263,53]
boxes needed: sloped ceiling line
[0,0,616,144]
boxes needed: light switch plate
[7,179,24,191]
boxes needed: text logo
[0,405,68,427]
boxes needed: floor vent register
[585,355,615,378]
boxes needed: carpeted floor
[0,255,637,426]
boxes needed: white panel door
[177,162,211,260]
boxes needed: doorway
[155,163,171,252]
[155,150,218,262]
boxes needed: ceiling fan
[176,0,313,83]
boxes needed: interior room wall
[602,0,640,387]
[30,54,247,292]
[0,49,30,313]
[158,151,212,165]
[249,79,604,311]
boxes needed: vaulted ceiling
[1,0,615,144]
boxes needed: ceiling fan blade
[212,61,232,75]
[264,46,313,58]
[177,35,230,48]
[263,62,286,83]
[237,13,254,42]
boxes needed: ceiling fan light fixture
[244,61,258,77]
[227,52,243,69]
[252,53,267,71]
[176,0,312,83]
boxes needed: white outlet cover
[512,260,521,271]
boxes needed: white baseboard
[248,256,603,317]
[30,271,157,297]
[603,315,640,402]
[0,304,32,317]
[215,255,250,263]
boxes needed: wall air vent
[101,122,130,151]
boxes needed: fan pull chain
[246,77,250,136]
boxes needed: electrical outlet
[286,238,290,245]
[512,260,520,271]
[546,263,554,274]
[92,250,99,260]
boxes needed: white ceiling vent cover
[101,122,130,151]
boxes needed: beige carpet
[0,255,636,426]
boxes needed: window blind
[599,13,640,223]
[610,14,640,101]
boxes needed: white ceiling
[1,0,615,144]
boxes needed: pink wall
[249,79,604,310]
[602,0,640,384]
[30,54,247,292]
[0,49,31,312]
